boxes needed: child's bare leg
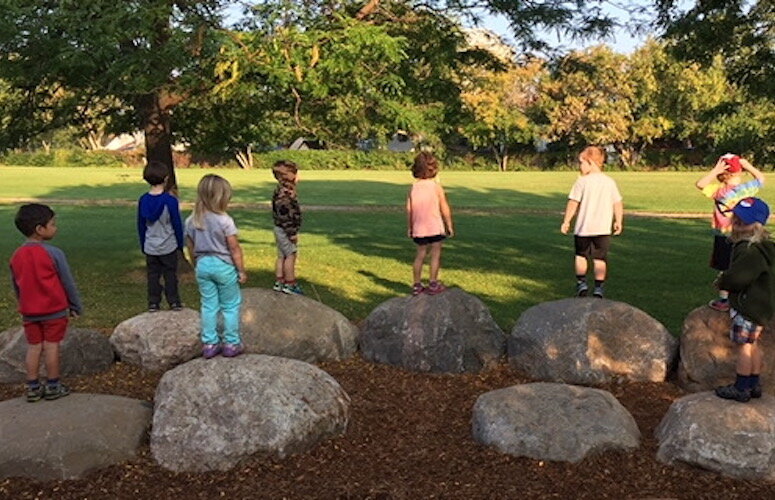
[43,341,61,380]
[413,245,428,283]
[592,259,607,281]
[275,256,285,281]
[751,341,763,374]
[736,343,754,375]
[283,253,297,282]
[574,255,588,276]
[25,343,43,381]
[429,241,443,282]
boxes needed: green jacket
[719,239,775,325]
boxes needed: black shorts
[710,234,733,271]
[413,234,446,246]
[574,235,611,261]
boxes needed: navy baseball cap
[732,197,770,225]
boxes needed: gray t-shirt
[185,212,238,265]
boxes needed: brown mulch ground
[1,357,774,499]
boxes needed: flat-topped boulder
[656,392,775,481]
[678,306,775,393]
[110,308,200,371]
[359,288,506,373]
[472,383,640,463]
[239,288,358,363]
[0,327,114,383]
[0,394,152,480]
[151,355,350,472]
[508,298,677,385]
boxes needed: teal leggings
[195,256,242,345]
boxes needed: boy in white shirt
[560,146,624,298]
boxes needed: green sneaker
[26,384,44,403]
[44,383,71,401]
[272,280,284,292]
[281,283,304,295]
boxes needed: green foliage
[1,149,126,167]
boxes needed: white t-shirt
[568,172,622,236]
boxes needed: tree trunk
[138,91,178,193]
[500,154,509,172]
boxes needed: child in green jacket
[715,197,775,402]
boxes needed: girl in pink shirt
[406,152,454,295]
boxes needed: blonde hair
[192,174,232,229]
[579,146,606,168]
[730,220,771,244]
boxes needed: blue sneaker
[272,281,284,292]
[282,283,304,295]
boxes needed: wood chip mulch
[1,357,774,499]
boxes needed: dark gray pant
[147,251,180,306]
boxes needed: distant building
[387,130,415,152]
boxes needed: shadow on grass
[0,180,716,335]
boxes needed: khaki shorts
[274,226,298,257]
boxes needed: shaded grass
[0,204,713,336]
[2,166,775,212]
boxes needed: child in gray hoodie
[137,161,184,312]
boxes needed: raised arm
[741,158,765,184]
[696,159,728,190]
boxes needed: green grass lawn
[0,166,748,337]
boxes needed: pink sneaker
[411,282,425,296]
[426,281,447,295]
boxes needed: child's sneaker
[426,281,446,295]
[715,383,751,402]
[148,303,161,313]
[202,343,221,359]
[751,384,763,398]
[26,384,44,403]
[576,282,589,297]
[708,298,730,312]
[282,283,304,295]
[170,302,183,311]
[411,282,425,296]
[593,286,604,299]
[272,281,284,292]
[222,343,244,358]
[44,383,70,401]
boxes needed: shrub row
[3,147,760,171]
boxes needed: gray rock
[110,308,200,371]
[0,327,114,383]
[678,306,775,393]
[0,394,152,480]
[508,298,677,384]
[239,288,358,362]
[151,355,350,472]
[472,382,640,463]
[656,392,775,481]
[360,288,506,373]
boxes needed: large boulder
[508,298,677,385]
[359,288,506,373]
[0,326,114,383]
[472,382,640,463]
[656,392,775,481]
[151,355,350,472]
[0,394,152,480]
[110,308,200,371]
[678,306,775,393]
[239,288,358,362]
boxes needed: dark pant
[147,251,180,306]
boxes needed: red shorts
[23,317,68,344]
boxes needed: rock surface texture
[472,383,640,462]
[110,308,200,371]
[151,355,350,472]
[508,298,677,384]
[0,327,114,383]
[656,392,775,481]
[239,288,358,362]
[360,288,506,373]
[678,306,775,393]
[0,394,152,480]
